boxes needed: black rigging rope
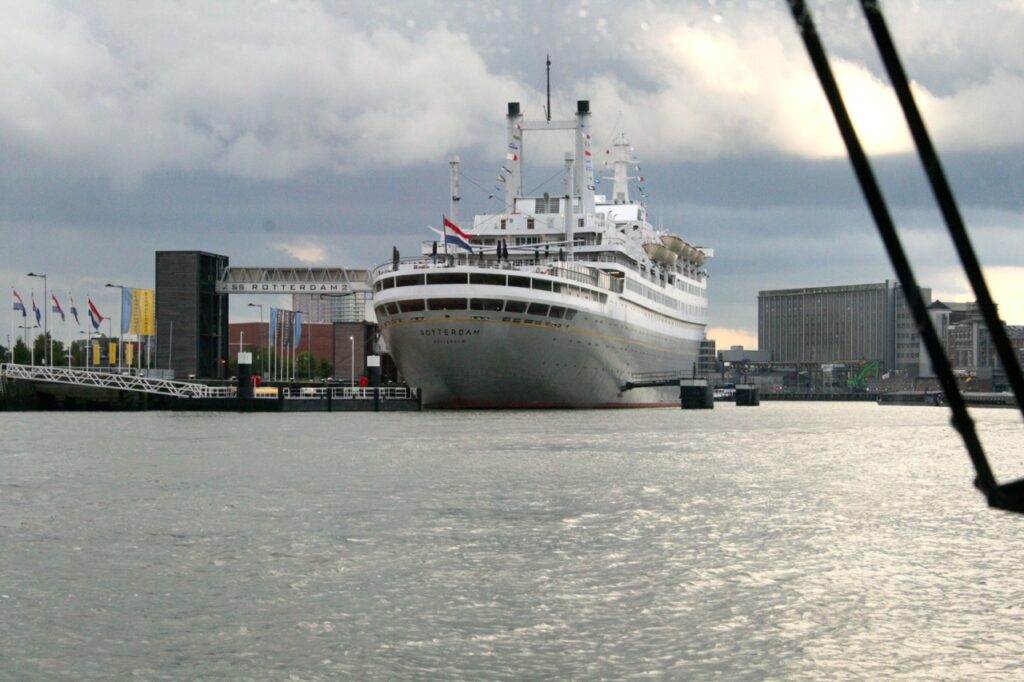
[858,0,1024,420]
[787,0,1024,513]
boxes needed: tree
[295,351,315,379]
[32,333,67,366]
[317,358,333,379]
[13,338,30,364]
[0,342,7,363]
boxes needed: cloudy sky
[3,0,1023,348]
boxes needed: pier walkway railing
[1,364,417,402]
[0,364,231,399]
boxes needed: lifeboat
[660,234,687,256]
[692,248,705,267]
[643,242,678,267]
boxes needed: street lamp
[79,329,98,371]
[247,302,265,376]
[18,324,37,365]
[27,272,47,365]
[349,335,355,387]
[105,283,126,372]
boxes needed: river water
[1,403,1022,679]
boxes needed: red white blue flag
[31,292,41,325]
[443,216,473,252]
[51,293,65,322]
[12,289,26,317]
[69,296,80,325]
[87,297,104,330]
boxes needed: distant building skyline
[757,281,931,376]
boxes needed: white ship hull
[375,268,704,408]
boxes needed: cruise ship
[371,99,711,407]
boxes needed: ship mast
[449,154,460,223]
[545,54,551,123]
[611,132,632,205]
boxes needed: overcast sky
[3,0,1023,349]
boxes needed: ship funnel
[507,102,520,116]
[576,100,590,115]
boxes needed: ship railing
[372,256,627,293]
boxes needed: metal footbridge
[0,364,232,399]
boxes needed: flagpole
[30,288,35,366]
[86,292,91,372]
[65,294,71,369]
[443,215,449,260]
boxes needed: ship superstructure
[371,99,711,407]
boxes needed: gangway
[0,364,231,399]
[620,370,701,392]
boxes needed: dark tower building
[155,251,229,379]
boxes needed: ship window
[536,196,560,213]
[396,274,425,287]
[532,279,553,292]
[380,278,395,290]
[564,309,577,320]
[500,218,507,230]
[470,273,506,286]
[470,298,504,311]
[504,300,527,313]
[527,303,549,316]
[527,218,535,230]
[398,299,425,312]
[508,276,531,288]
[427,272,468,285]
[427,298,467,310]
[385,303,399,315]
[548,306,565,319]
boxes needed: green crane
[847,360,881,390]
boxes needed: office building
[155,251,229,379]
[758,280,931,375]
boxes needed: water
[1,403,1022,679]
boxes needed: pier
[0,364,421,412]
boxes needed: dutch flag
[87,297,104,331]
[12,289,26,317]
[51,293,66,323]
[443,216,474,253]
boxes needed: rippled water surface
[2,403,1023,679]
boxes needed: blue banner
[269,307,278,343]
[293,312,303,347]
[121,288,132,334]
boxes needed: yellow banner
[125,343,134,367]
[92,341,101,366]
[130,289,156,336]
[108,342,118,366]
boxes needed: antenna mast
[545,54,551,122]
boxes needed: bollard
[236,352,253,399]
[679,379,714,409]
[735,385,760,406]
